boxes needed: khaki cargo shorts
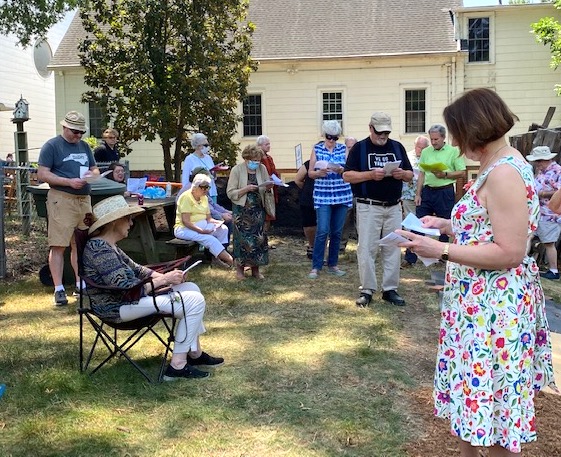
[46,188,91,247]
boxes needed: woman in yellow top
[174,174,234,268]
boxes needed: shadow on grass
[0,242,428,457]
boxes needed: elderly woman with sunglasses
[307,120,353,279]
[174,173,234,268]
[181,133,218,203]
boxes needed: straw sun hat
[88,195,145,234]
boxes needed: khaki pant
[46,189,91,247]
[356,202,402,293]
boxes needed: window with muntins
[468,17,489,63]
[242,94,262,137]
[88,102,106,138]
[322,92,343,130]
[404,89,426,134]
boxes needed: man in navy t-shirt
[343,112,413,308]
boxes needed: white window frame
[241,93,264,138]
[462,12,495,65]
[400,85,430,136]
[318,88,345,134]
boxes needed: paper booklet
[314,160,342,172]
[258,174,289,187]
[419,162,447,173]
[401,213,441,237]
[382,160,401,176]
[379,232,439,266]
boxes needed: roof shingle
[51,0,462,67]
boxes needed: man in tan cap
[38,111,100,306]
[343,112,413,308]
[527,145,561,280]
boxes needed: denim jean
[312,204,348,270]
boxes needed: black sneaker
[187,351,225,369]
[54,290,68,306]
[382,290,406,306]
[355,293,372,308]
[72,288,81,298]
[163,364,210,381]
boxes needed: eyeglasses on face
[370,126,390,136]
[198,185,210,190]
[69,128,86,135]
[325,134,339,141]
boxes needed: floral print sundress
[434,156,556,453]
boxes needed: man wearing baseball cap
[343,112,413,307]
[38,111,100,306]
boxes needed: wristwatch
[441,243,450,261]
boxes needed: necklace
[478,143,509,176]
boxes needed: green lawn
[0,237,443,457]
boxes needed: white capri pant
[119,282,206,354]
[174,220,229,257]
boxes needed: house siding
[0,16,73,162]
[55,54,462,171]
[460,5,561,135]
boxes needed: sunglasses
[325,134,339,141]
[69,128,86,135]
[199,185,210,190]
[371,126,390,136]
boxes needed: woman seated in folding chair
[82,195,224,381]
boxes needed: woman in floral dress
[398,88,555,456]
[226,144,271,280]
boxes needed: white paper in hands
[379,231,439,266]
[182,260,203,275]
[315,160,342,172]
[379,232,411,247]
[382,160,401,177]
[271,173,289,187]
[401,213,441,237]
[258,174,289,187]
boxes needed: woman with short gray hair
[181,133,218,202]
[306,120,353,279]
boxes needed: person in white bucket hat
[82,195,225,380]
[38,111,100,306]
[527,145,561,280]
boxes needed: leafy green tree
[79,0,256,181]
[0,0,79,46]
[532,0,561,94]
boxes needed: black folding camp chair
[75,228,190,383]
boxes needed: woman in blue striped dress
[307,120,353,279]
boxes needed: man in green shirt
[415,124,466,243]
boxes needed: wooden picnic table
[117,197,178,264]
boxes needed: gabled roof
[51,0,462,68]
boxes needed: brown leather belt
[356,198,401,207]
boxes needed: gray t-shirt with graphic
[38,135,96,195]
